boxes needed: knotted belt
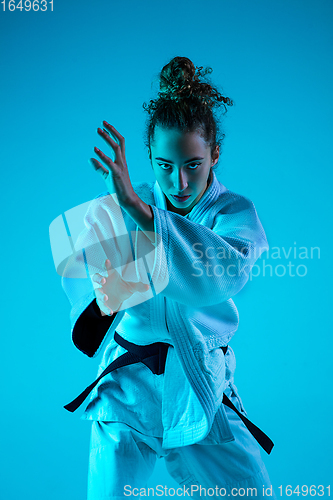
[64,332,274,455]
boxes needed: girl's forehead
[152,127,208,153]
[154,126,203,140]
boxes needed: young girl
[61,56,276,499]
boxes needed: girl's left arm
[149,193,269,308]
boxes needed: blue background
[1,0,332,498]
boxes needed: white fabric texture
[87,392,276,500]
[61,170,269,449]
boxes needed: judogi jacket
[61,170,269,449]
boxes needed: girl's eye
[158,163,201,170]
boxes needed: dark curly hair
[142,56,234,170]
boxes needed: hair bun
[143,55,233,115]
[158,56,226,107]
[160,56,196,94]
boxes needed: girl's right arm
[61,193,150,358]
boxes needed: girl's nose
[173,169,188,192]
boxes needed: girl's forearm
[122,194,156,243]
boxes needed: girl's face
[149,126,219,216]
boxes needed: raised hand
[92,259,150,316]
[90,120,155,244]
[90,122,136,207]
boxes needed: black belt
[64,332,274,454]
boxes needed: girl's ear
[211,145,220,166]
[148,147,152,161]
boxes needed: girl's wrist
[122,194,155,242]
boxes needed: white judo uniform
[61,170,276,499]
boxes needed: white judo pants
[86,393,276,500]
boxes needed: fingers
[104,259,112,270]
[103,121,126,157]
[97,121,126,168]
[92,262,113,287]
[95,287,108,302]
[89,157,110,179]
[92,272,106,285]
[97,128,120,157]
[95,289,113,316]
[100,309,113,317]
[98,301,114,316]
[93,146,115,169]
[126,281,150,294]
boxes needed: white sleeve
[150,192,269,308]
[60,193,151,342]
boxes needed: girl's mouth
[171,194,190,203]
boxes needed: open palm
[92,259,150,316]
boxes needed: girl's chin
[168,196,192,207]
[165,196,187,210]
